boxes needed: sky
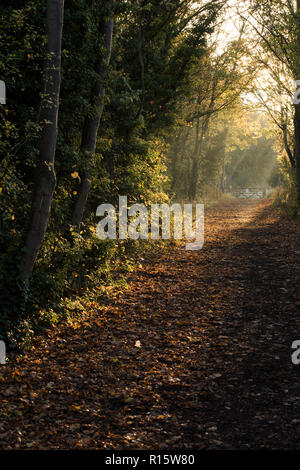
[212,0,249,54]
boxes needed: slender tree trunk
[188,117,201,201]
[136,13,145,119]
[188,78,217,201]
[294,104,300,197]
[188,114,211,201]
[170,127,191,193]
[282,123,295,168]
[20,0,64,282]
[218,127,229,192]
[294,1,300,202]
[71,4,114,226]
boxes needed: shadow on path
[1,200,300,450]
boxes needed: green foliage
[272,161,299,218]
[0,1,225,347]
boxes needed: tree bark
[71,4,114,226]
[294,105,300,199]
[282,123,295,168]
[188,117,201,202]
[188,78,217,201]
[294,0,300,202]
[20,0,64,282]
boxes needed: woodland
[1,0,300,451]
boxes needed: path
[1,199,300,449]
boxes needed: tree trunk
[188,79,216,201]
[20,0,64,282]
[71,5,114,226]
[294,1,300,202]
[170,127,190,193]
[188,116,210,201]
[294,103,300,199]
[282,123,295,168]
[188,118,201,201]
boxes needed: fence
[232,188,267,199]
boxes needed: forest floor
[1,199,300,450]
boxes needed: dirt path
[1,199,300,449]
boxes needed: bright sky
[211,0,281,107]
[212,0,248,54]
